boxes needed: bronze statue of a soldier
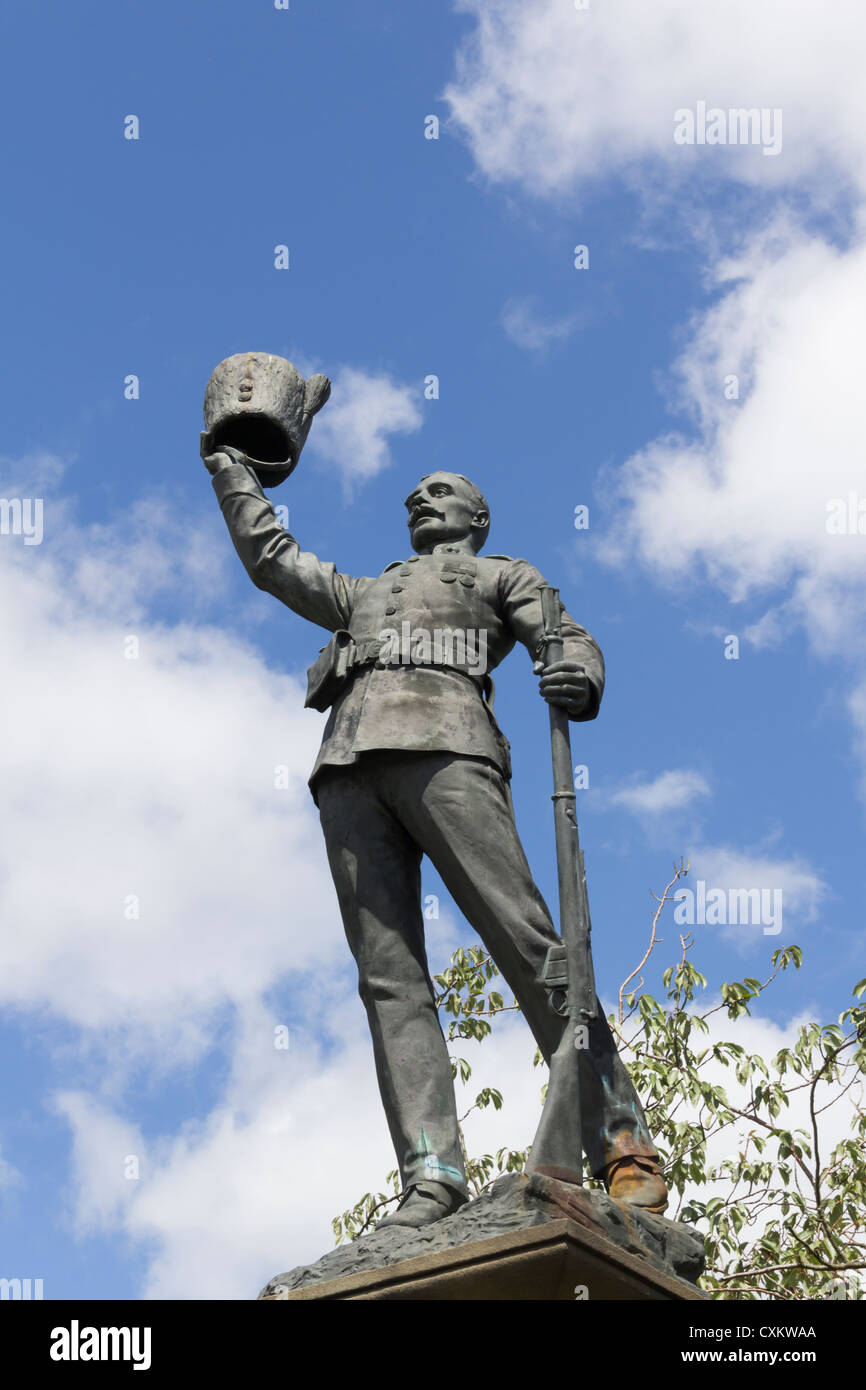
[202,354,668,1228]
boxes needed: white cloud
[55,998,396,1298]
[54,1000,546,1298]
[304,366,423,492]
[684,843,827,950]
[0,453,387,1293]
[443,5,866,791]
[0,1145,22,1192]
[600,223,866,653]
[0,455,342,1048]
[689,844,826,919]
[597,767,828,949]
[446,0,866,200]
[446,7,866,676]
[609,768,710,815]
[500,296,581,353]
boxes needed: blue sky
[1,0,864,1298]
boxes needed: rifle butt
[527,1031,584,1181]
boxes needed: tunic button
[384,605,397,615]
[459,575,475,587]
[391,584,403,593]
[440,574,457,583]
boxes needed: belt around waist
[347,638,492,700]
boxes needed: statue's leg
[315,762,468,1200]
[388,752,658,1179]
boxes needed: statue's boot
[377,1181,467,1230]
[603,1155,668,1214]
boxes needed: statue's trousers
[316,750,658,1197]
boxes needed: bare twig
[618,859,688,1022]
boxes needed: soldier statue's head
[404,472,490,556]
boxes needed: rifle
[527,584,598,1185]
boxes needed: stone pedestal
[258,1172,707,1302]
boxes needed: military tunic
[211,458,604,795]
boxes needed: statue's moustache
[409,508,444,527]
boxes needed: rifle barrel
[529,585,599,1182]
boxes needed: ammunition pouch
[304,630,355,712]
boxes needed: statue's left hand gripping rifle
[528,584,598,1185]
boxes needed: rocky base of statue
[258,1171,707,1301]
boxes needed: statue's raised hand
[200,433,249,475]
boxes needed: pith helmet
[202,352,331,487]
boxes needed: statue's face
[404,472,488,554]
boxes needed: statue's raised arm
[204,444,365,633]
[201,351,366,633]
